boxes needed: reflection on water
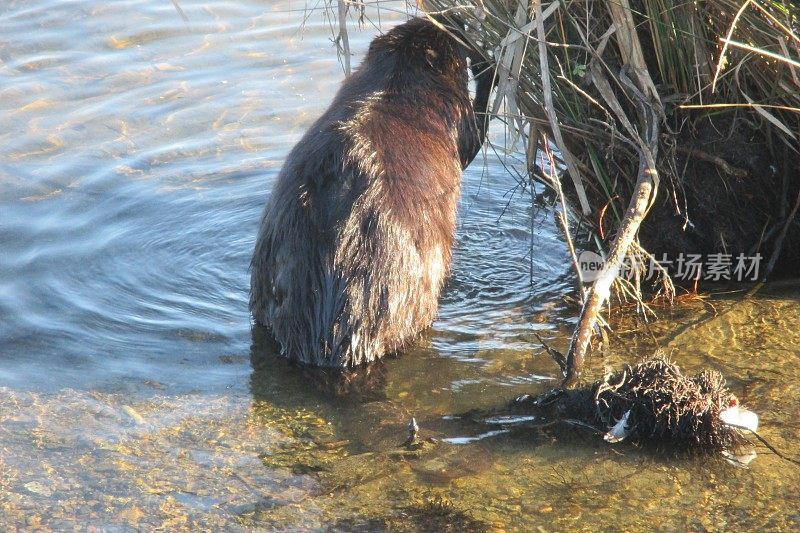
[1,0,798,530]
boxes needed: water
[1,1,798,530]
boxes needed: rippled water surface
[1,1,799,530]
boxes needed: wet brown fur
[250,18,494,367]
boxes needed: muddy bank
[638,117,800,281]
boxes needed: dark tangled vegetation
[423,0,799,278]
[507,356,749,452]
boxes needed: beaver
[250,16,495,367]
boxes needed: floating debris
[511,356,759,455]
[122,405,145,425]
[592,357,756,451]
[603,410,631,443]
[721,448,759,467]
[23,481,52,497]
[719,405,759,433]
[402,417,420,449]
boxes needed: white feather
[720,406,759,432]
[722,448,758,467]
[604,410,631,443]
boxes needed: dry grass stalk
[337,0,352,75]
[534,0,591,215]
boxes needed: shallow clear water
[1,1,798,530]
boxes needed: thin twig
[739,429,800,467]
[542,136,585,298]
[564,62,661,386]
[676,146,749,177]
[171,0,189,22]
[337,0,352,75]
[533,332,567,375]
[762,188,800,281]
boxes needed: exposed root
[591,357,742,450]
[510,355,750,453]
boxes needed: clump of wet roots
[592,357,742,451]
[518,356,747,452]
